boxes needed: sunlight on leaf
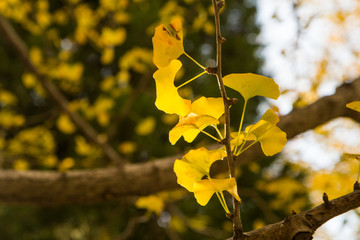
[169,114,219,144]
[346,101,360,112]
[152,17,184,68]
[174,147,226,192]
[169,97,224,144]
[153,60,191,116]
[193,178,240,206]
[223,73,280,102]
[233,109,287,156]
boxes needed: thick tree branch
[0,78,359,205]
[0,15,124,165]
[226,188,360,240]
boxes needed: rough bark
[0,78,359,205]
[226,188,360,240]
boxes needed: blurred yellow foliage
[119,47,153,73]
[257,177,307,212]
[22,72,37,88]
[135,195,164,216]
[0,88,17,105]
[13,159,30,171]
[0,110,25,129]
[57,114,76,134]
[101,47,115,64]
[42,155,58,168]
[135,117,156,136]
[118,141,137,155]
[7,126,55,158]
[58,157,75,172]
[100,27,126,47]
[170,215,186,233]
[29,46,43,66]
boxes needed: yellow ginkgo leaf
[190,97,225,119]
[152,18,184,68]
[169,97,224,144]
[193,178,241,206]
[153,60,191,117]
[174,147,226,192]
[346,101,360,113]
[242,109,287,156]
[223,73,280,102]
[169,114,218,144]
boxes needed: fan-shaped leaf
[193,178,240,206]
[174,148,226,192]
[153,60,191,116]
[152,18,184,68]
[223,73,280,102]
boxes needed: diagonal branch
[0,15,124,166]
[227,188,360,240]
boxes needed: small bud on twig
[216,0,225,10]
[206,66,218,74]
[323,192,330,209]
[354,181,360,191]
[228,98,238,106]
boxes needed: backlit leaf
[174,147,226,192]
[169,97,224,144]
[223,73,280,102]
[153,60,191,116]
[152,18,184,68]
[233,109,286,156]
[193,178,240,206]
[346,101,360,112]
[169,114,218,144]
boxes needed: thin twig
[0,15,124,166]
[210,1,243,239]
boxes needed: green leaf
[223,73,280,102]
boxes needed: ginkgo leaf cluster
[151,18,287,212]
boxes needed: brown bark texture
[227,189,360,240]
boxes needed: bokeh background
[0,0,359,239]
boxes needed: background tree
[0,0,359,239]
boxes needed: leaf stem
[216,191,230,214]
[200,130,221,142]
[233,101,248,154]
[177,71,207,89]
[237,141,257,156]
[184,51,206,70]
[213,125,224,139]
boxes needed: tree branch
[0,78,359,205]
[0,15,124,166]
[227,188,360,240]
[210,0,243,238]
